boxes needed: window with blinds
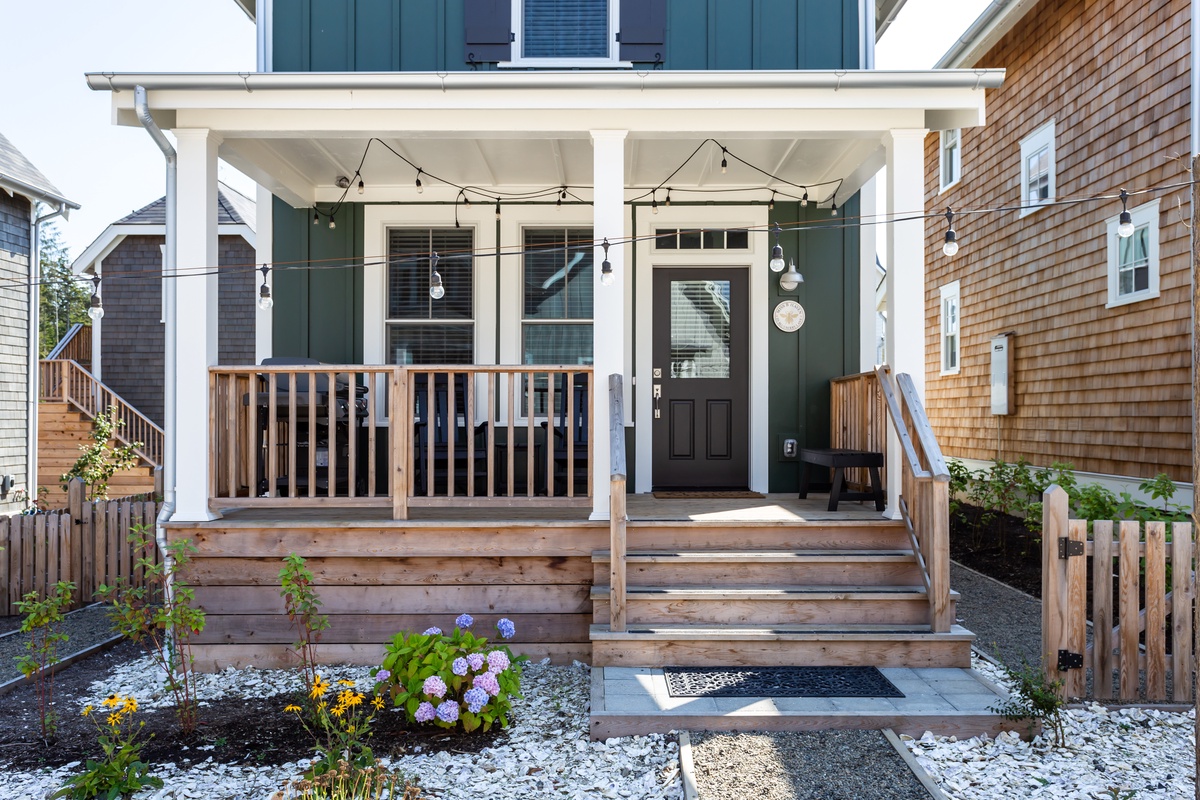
[386,228,474,365]
[522,0,610,59]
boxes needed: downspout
[28,202,68,509]
[135,86,178,590]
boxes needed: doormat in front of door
[652,490,765,499]
[662,666,904,698]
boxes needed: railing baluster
[486,372,495,498]
[507,373,515,498]
[267,373,277,498]
[447,371,456,499]
[287,373,297,498]
[526,371,535,498]
[226,373,237,499]
[327,371,337,499]
[367,371,377,498]
[466,372,475,497]
[348,374,357,498]
[566,371,575,498]
[546,370,555,498]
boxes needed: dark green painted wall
[272,0,861,72]
[766,197,860,493]
[272,196,365,363]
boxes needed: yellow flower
[102,694,120,708]
[284,704,302,713]
[347,692,364,708]
[122,697,138,714]
[310,675,329,699]
[336,679,355,687]
[106,713,122,726]
[81,705,93,717]
[330,705,345,718]
[371,696,385,711]
[317,701,327,711]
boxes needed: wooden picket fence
[1042,484,1196,703]
[0,478,163,615]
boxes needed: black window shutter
[617,0,665,63]
[464,0,513,64]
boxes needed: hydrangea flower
[451,657,469,676]
[436,700,459,723]
[415,702,436,723]
[466,653,486,672]
[496,618,516,639]
[373,669,391,684]
[422,675,448,699]
[463,687,489,714]
[455,613,474,629]
[473,671,501,697]
[487,650,510,674]
[422,627,442,636]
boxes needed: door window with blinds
[386,228,474,364]
[518,0,614,61]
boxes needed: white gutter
[134,86,178,594]
[935,0,1033,70]
[87,69,1006,93]
[27,202,69,508]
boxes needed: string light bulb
[415,169,424,194]
[720,147,728,174]
[495,199,501,220]
[769,222,786,273]
[257,265,273,310]
[428,252,445,300]
[768,191,776,211]
[942,208,959,257]
[651,193,659,215]
[328,214,336,230]
[600,238,614,286]
[801,189,809,208]
[665,189,672,207]
[830,194,838,217]
[312,209,319,225]
[87,275,103,320]
[1117,189,1134,238]
[357,178,365,195]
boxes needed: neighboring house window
[1106,199,1160,308]
[940,129,961,191]
[940,281,960,375]
[513,0,619,64]
[1019,121,1055,215]
[522,228,593,413]
[386,228,474,364]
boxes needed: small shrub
[377,614,524,733]
[14,580,75,739]
[285,675,387,778]
[277,761,423,800]
[989,655,1067,747]
[53,695,162,799]
[280,553,330,692]
[61,407,142,501]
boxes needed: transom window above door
[654,228,750,251]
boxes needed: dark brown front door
[651,268,749,489]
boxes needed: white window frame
[1106,198,1160,308]
[939,129,961,192]
[502,0,630,68]
[1019,120,1056,217]
[519,225,595,367]
[939,281,960,376]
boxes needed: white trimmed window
[940,281,960,375]
[1106,199,1160,308]
[386,228,475,364]
[1019,121,1056,216]
[940,129,961,191]
[510,0,620,66]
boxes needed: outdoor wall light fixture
[258,265,273,311]
[429,252,445,300]
[943,208,959,257]
[87,275,104,320]
[779,260,804,292]
[769,222,786,273]
[600,239,614,286]
[1117,189,1134,238]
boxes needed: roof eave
[233,0,255,22]
[0,176,80,213]
[935,0,1041,69]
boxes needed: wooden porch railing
[45,323,92,367]
[608,373,627,632]
[875,365,952,632]
[40,359,164,468]
[208,365,594,518]
[830,371,887,493]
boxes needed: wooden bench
[798,448,885,512]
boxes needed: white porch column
[590,129,628,520]
[858,174,879,371]
[254,183,273,363]
[883,129,929,517]
[173,128,222,521]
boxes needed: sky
[0,0,992,261]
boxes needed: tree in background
[39,223,89,357]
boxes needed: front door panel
[652,268,749,488]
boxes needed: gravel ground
[690,729,931,800]
[0,604,117,685]
[950,560,1042,667]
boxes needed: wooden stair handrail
[608,373,628,633]
[895,372,950,481]
[874,365,929,479]
[45,323,91,364]
[40,359,164,468]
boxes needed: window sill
[938,178,961,195]
[499,59,633,69]
[939,366,961,377]
[1106,289,1160,309]
[1019,201,1051,219]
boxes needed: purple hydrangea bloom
[496,618,516,639]
[435,700,460,723]
[422,675,448,699]
[463,687,489,714]
[466,653,486,672]
[422,627,442,636]
[473,671,501,697]
[451,657,469,676]
[455,613,474,629]
[414,702,436,723]
[373,669,391,684]
[487,650,510,674]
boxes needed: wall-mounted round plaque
[773,300,806,332]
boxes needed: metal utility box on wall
[990,334,1015,415]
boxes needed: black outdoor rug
[662,666,904,698]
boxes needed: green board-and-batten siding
[272,0,861,72]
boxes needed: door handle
[653,384,661,419]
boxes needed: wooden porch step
[589,623,975,668]
[592,549,921,587]
[592,549,915,562]
[624,520,910,552]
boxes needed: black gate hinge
[1058,537,1084,559]
[1057,650,1084,671]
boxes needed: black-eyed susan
[81,704,93,717]
[284,704,302,713]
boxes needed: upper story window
[1019,121,1056,216]
[1106,199,1160,308]
[939,281,960,376]
[940,129,961,192]
[511,0,621,65]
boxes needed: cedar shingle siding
[923,0,1191,481]
[0,190,30,515]
[100,235,256,426]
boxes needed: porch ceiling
[90,70,1002,208]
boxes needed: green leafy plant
[284,675,387,778]
[14,581,76,740]
[61,407,142,501]
[53,695,163,799]
[277,761,423,800]
[100,524,205,733]
[989,655,1067,746]
[280,554,330,692]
